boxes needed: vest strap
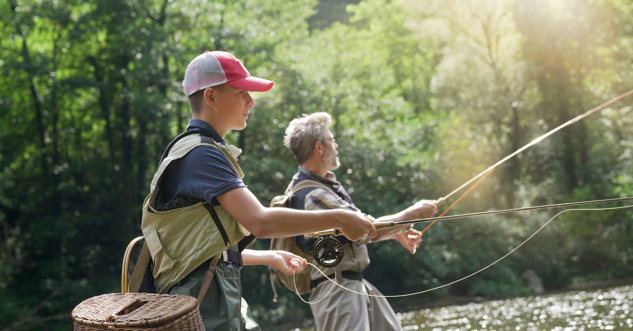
[204,204,231,246]
[158,129,203,165]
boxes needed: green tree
[1,0,633,329]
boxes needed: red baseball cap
[182,51,274,96]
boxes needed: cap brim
[227,76,274,92]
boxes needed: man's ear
[314,141,323,155]
[203,88,217,107]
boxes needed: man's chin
[235,122,247,131]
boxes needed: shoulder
[179,144,241,179]
[186,144,229,163]
[304,187,354,211]
[290,177,336,199]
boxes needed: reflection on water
[399,284,633,330]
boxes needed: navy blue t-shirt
[161,119,246,206]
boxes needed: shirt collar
[298,166,340,186]
[186,119,225,144]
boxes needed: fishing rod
[305,88,633,267]
[416,88,633,235]
[307,196,633,267]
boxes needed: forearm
[368,209,413,242]
[248,207,354,238]
[242,249,308,275]
[217,187,373,239]
[242,249,276,266]
[372,199,438,242]
[374,207,418,225]
[371,218,409,242]
[371,202,434,242]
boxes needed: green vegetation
[1,0,632,329]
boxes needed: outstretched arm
[369,199,438,250]
[242,249,307,275]
[216,187,377,241]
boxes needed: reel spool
[312,236,344,267]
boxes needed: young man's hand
[336,210,377,241]
[242,249,307,275]
[271,251,308,275]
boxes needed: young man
[141,51,377,330]
[282,112,438,331]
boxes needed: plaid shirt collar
[298,166,341,188]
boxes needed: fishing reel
[312,236,344,268]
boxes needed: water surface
[398,284,633,330]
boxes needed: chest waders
[141,132,255,294]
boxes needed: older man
[282,112,438,331]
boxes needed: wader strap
[127,241,152,293]
[197,252,223,305]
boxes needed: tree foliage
[1,0,632,329]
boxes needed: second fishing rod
[306,196,633,267]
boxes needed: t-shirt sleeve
[169,145,245,204]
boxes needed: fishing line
[293,203,633,302]
[292,268,338,304]
[295,89,633,300]
[420,88,633,234]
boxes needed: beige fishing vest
[141,133,253,294]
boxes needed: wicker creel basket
[72,293,205,331]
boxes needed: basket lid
[72,293,199,327]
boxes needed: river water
[398,284,633,330]
[287,284,633,330]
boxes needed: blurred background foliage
[1,0,633,329]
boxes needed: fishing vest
[141,133,254,294]
[289,174,371,281]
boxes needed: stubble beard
[324,147,340,171]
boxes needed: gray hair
[284,112,332,164]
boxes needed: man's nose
[246,92,254,107]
